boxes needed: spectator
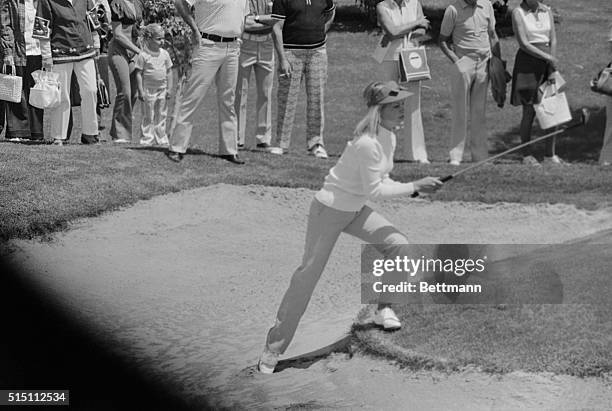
[234,0,280,151]
[510,0,560,166]
[165,0,250,164]
[257,81,443,375]
[0,0,44,142]
[266,0,336,158]
[599,23,612,166]
[439,0,501,165]
[34,0,100,145]
[134,23,173,146]
[375,0,430,163]
[108,0,143,143]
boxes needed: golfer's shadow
[261,335,353,374]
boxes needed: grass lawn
[1,0,611,241]
[0,0,610,379]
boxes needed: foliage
[142,0,193,76]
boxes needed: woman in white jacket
[258,80,443,374]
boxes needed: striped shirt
[273,0,335,49]
[186,0,250,38]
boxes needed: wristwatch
[254,15,260,23]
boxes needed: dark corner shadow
[490,105,606,163]
[0,258,212,411]
[272,335,353,373]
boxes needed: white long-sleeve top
[315,126,415,212]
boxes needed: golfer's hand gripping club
[411,176,445,197]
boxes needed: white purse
[0,64,23,103]
[398,33,431,83]
[29,70,61,109]
[534,83,572,130]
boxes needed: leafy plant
[142,0,193,76]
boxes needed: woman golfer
[258,80,443,374]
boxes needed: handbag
[29,69,61,109]
[0,64,23,103]
[97,78,110,109]
[534,82,572,129]
[398,33,431,83]
[590,62,612,96]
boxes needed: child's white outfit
[134,47,173,145]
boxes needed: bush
[142,0,192,76]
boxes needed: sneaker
[255,142,271,151]
[113,138,130,144]
[258,348,279,374]
[417,158,431,164]
[266,146,284,155]
[310,144,328,159]
[543,155,564,165]
[165,150,184,163]
[52,139,65,146]
[374,307,402,331]
[449,159,461,166]
[6,137,23,142]
[522,155,541,167]
[81,134,99,144]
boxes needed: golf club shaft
[411,117,585,198]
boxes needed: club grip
[410,175,453,198]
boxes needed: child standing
[134,24,173,146]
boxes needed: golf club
[411,109,589,198]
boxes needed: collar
[520,1,547,13]
[459,0,482,9]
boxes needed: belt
[242,32,273,42]
[201,32,237,42]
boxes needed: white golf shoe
[258,348,279,374]
[374,307,402,331]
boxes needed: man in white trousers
[166,0,250,164]
[439,0,500,165]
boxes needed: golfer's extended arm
[175,0,199,36]
[357,145,415,199]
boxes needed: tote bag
[398,34,431,83]
[534,83,572,130]
[590,62,612,96]
[29,69,61,109]
[0,64,23,103]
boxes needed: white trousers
[140,87,169,145]
[379,60,428,162]
[600,96,612,164]
[449,54,489,162]
[170,41,240,155]
[49,58,98,140]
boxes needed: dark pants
[108,43,137,141]
[0,55,44,140]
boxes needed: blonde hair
[353,105,381,139]
[142,23,164,40]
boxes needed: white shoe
[266,146,284,155]
[113,138,129,144]
[543,155,564,165]
[258,348,279,374]
[310,144,328,159]
[374,307,402,331]
[417,158,430,164]
[449,160,461,166]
